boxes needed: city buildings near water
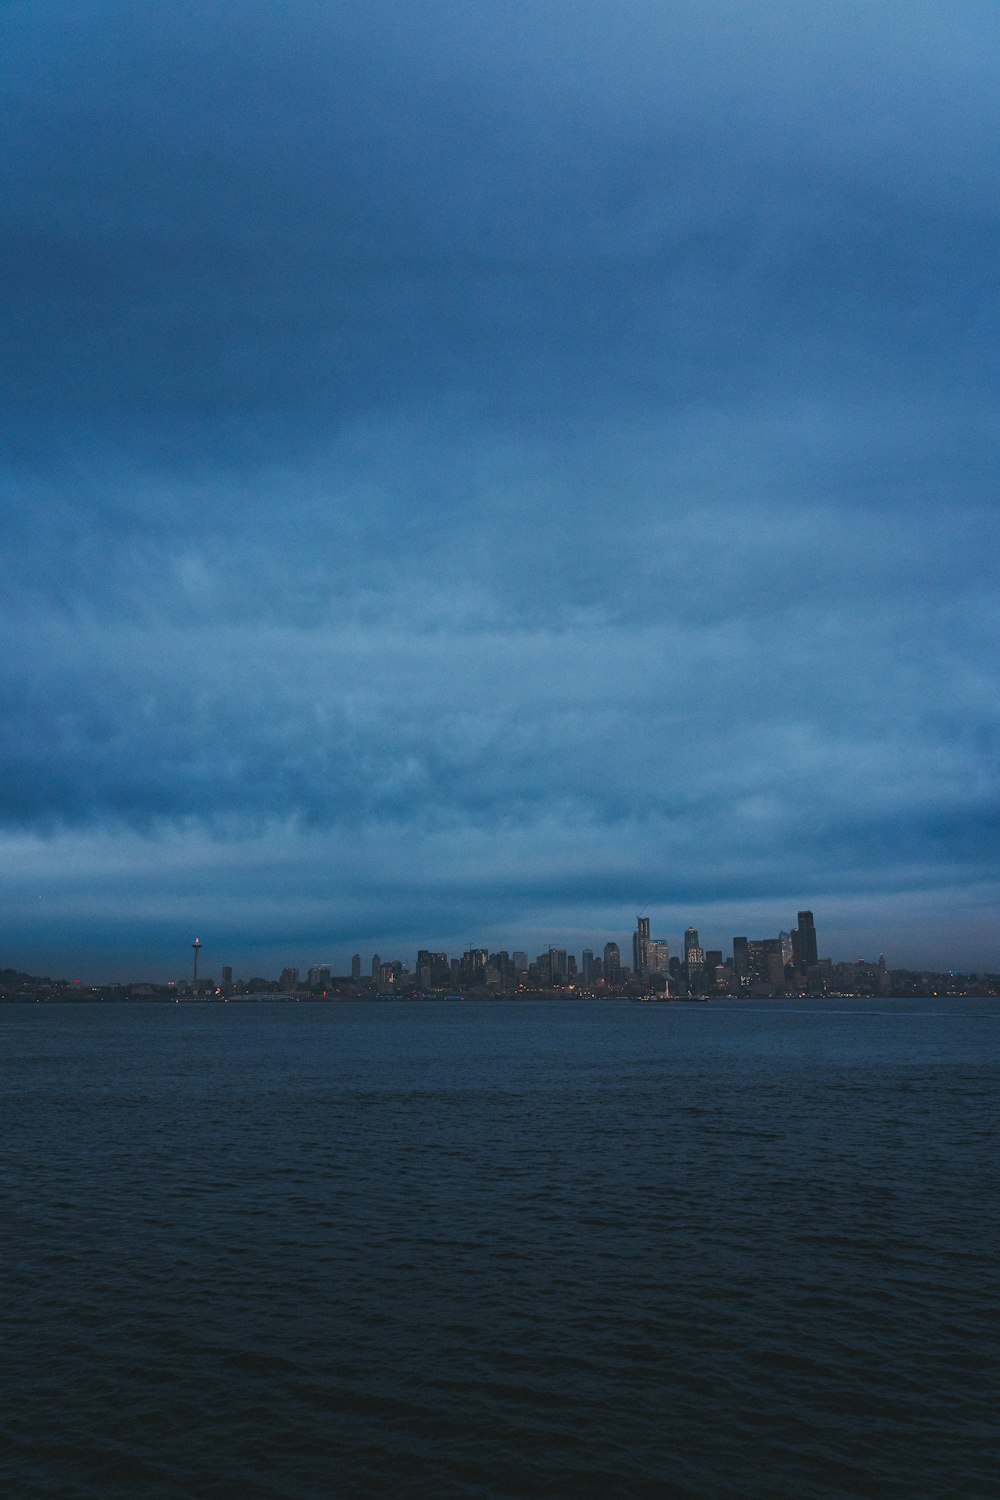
[4,902,997,1001]
[177,910,863,998]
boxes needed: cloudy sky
[3,1,998,980]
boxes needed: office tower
[797,911,818,968]
[581,949,594,983]
[684,926,705,986]
[221,965,233,993]
[351,953,361,980]
[280,966,299,989]
[463,949,488,984]
[513,951,528,975]
[746,939,785,992]
[490,952,514,989]
[603,942,621,984]
[371,954,381,979]
[733,937,749,988]
[632,916,650,979]
[549,949,568,983]
[418,950,451,988]
[647,939,670,977]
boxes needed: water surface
[3,998,997,1498]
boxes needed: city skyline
[5,904,996,991]
[2,4,999,980]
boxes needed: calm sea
[2,998,997,1499]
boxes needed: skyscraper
[632,916,650,979]
[684,926,705,986]
[603,941,621,984]
[797,911,818,969]
[733,936,750,988]
[549,949,568,984]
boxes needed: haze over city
[2,2,998,981]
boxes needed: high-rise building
[462,949,489,984]
[647,939,670,977]
[733,937,750,988]
[581,949,594,983]
[746,939,785,992]
[351,953,361,980]
[549,949,568,983]
[371,954,381,979]
[684,926,705,985]
[415,951,447,988]
[632,916,650,979]
[280,966,300,990]
[797,911,818,969]
[603,942,621,984]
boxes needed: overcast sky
[2,1,998,980]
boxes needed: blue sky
[2,1,998,980]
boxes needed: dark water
[2,998,998,1499]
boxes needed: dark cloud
[2,2,999,975]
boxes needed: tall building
[603,942,621,984]
[581,949,594,983]
[371,954,381,979]
[647,939,670,977]
[746,940,785,992]
[797,911,818,969]
[632,916,650,979]
[351,954,361,980]
[462,948,489,984]
[733,937,750,988]
[684,926,705,985]
[417,951,450,987]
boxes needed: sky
[2,0,999,981]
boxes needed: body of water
[2,997,997,1498]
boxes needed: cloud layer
[2,2,998,976]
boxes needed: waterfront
[3,998,997,1498]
